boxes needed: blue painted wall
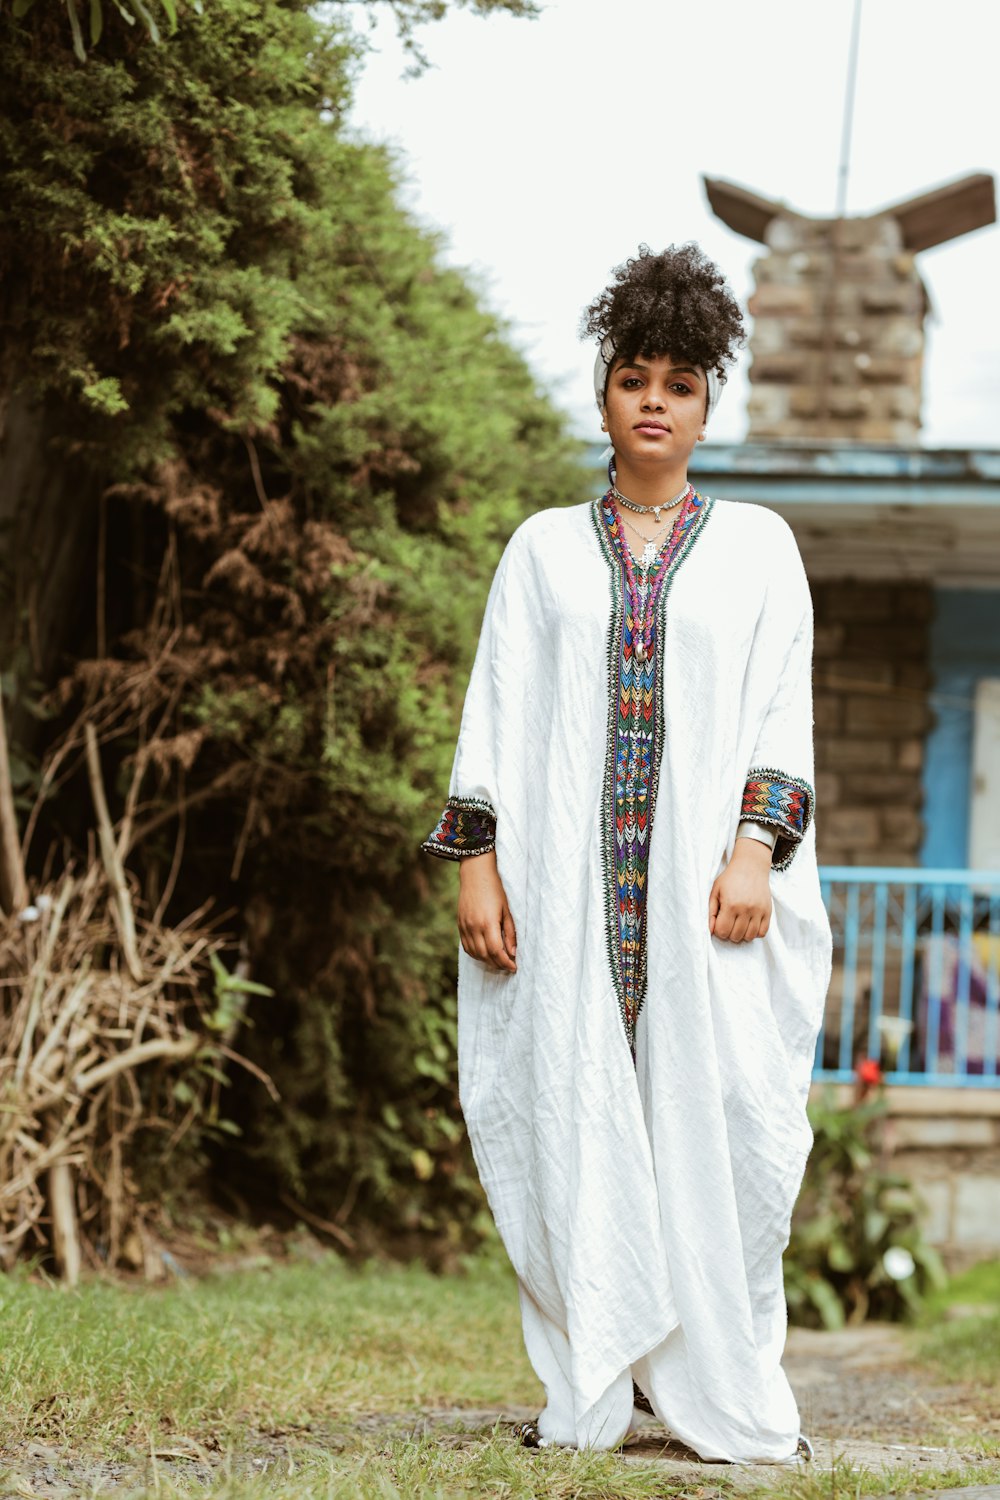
[921,588,1000,867]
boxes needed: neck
[612,456,689,506]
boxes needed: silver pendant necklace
[611,478,691,526]
[620,511,673,571]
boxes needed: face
[602,353,707,467]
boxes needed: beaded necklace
[608,486,694,663]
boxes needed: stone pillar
[812,580,934,866]
[746,212,926,444]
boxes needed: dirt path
[373,1325,998,1483]
[625,1323,997,1482]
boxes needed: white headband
[593,334,721,425]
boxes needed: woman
[420,244,833,1464]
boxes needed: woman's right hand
[457,850,517,973]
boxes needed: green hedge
[0,0,588,1255]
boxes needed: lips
[634,421,669,433]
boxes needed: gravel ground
[616,1325,999,1482]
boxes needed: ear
[698,430,706,441]
[600,407,609,432]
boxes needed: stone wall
[746,211,926,443]
[811,579,934,867]
[813,1085,1000,1271]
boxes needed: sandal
[631,1380,655,1416]
[513,1418,549,1448]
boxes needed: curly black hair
[581,243,745,398]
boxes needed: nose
[641,384,666,410]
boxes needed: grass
[0,1249,997,1498]
[4,1442,1000,1500]
[914,1258,1000,1384]
[0,1244,537,1451]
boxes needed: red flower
[856,1057,883,1086]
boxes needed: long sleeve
[419,531,520,862]
[739,534,817,872]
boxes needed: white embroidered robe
[421,490,833,1461]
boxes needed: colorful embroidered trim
[741,767,814,872]
[420,796,497,861]
[591,486,715,1053]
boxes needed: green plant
[0,0,588,1253]
[785,1087,946,1328]
[0,0,537,67]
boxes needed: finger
[488,945,516,973]
[742,915,761,943]
[758,912,771,937]
[708,886,721,935]
[728,912,749,943]
[714,906,733,940]
[502,906,517,959]
[470,931,491,964]
[486,923,516,972]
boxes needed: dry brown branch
[48,1157,80,1286]
[30,965,93,1079]
[74,1037,199,1094]
[96,493,107,662]
[0,692,27,917]
[149,776,186,934]
[14,878,75,1086]
[127,765,245,855]
[0,866,266,1275]
[116,740,148,867]
[242,435,279,530]
[85,722,142,982]
[0,551,280,1277]
[214,1042,280,1103]
[0,734,270,1279]
[278,1191,357,1252]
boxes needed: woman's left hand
[708,838,773,942]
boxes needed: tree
[0,0,586,1260]
[0,0,537,64]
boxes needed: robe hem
[567,1313,682,1438]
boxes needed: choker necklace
[612,480,690,525]
[608,460,690,524]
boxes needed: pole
[837,0,864,220]
[819,0,864,433]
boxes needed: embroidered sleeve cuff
[740,767,814,871]
[420,796,497,861]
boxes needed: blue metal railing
[815,867,1000,1087]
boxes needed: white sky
[347,0,1000,448]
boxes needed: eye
[621,376,642,388]
[671,382,693,395]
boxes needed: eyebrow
[615,361,704,381]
